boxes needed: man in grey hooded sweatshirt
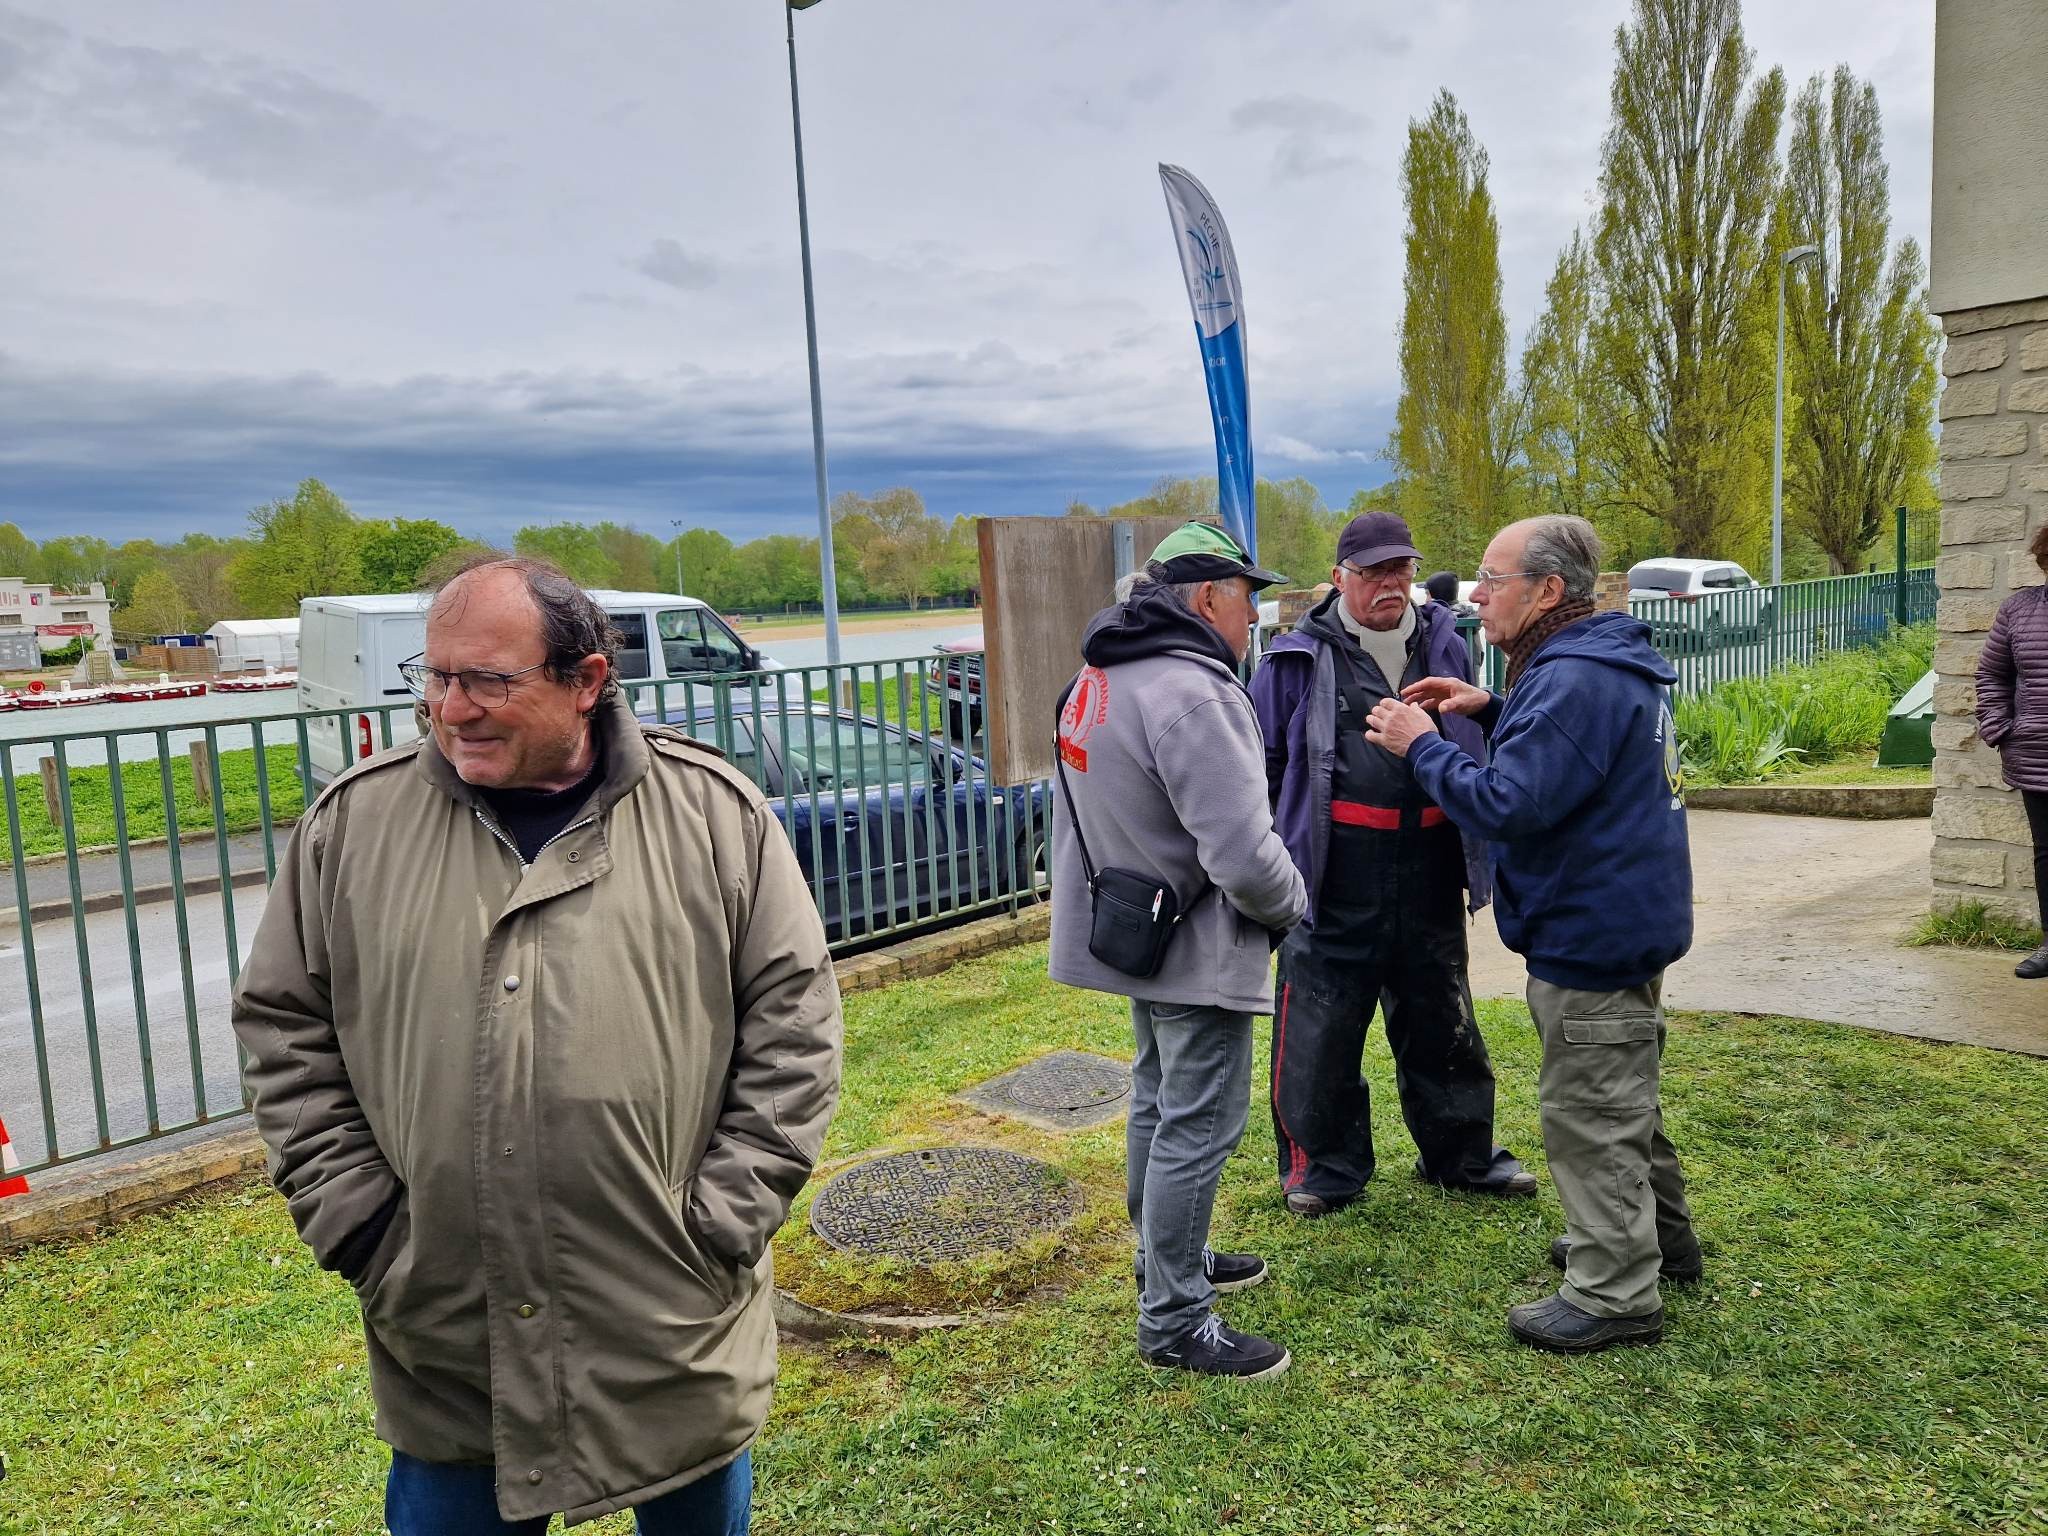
[1050,521,1308,1380]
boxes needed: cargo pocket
[1556,1012,1659,1112]
[671,1180,741,1316]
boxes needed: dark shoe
[1547,1235,1703,1284]
[1507,1292,1664,1353]
[2016,943,2048,980]
[1414,1150,1539,1198]
[1284,1189,1351,1219]
[1141,1314,1291,1379]
[1133,1248,1269,1293]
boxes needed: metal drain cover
[958,1049,1132,1130]
[808,1146,1081,1264]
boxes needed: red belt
[1331,801,1445,830]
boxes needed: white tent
[207,617,299,673]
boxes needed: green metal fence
[0,654,1045,1180]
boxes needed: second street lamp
[786,0,841,666]
[1773,242,1820,587]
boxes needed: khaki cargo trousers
[1527,974,1698,1319]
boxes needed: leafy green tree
[1104,476,1217,524]
[0,523,39,579]
[117,568,191,637]
[162,533,248,627]
[1063,500,1101,518]
[358,518,467,591]
[108,539,167,608]
[832,488,949,608]
[1393,91,1526,574]
[513,523,620,587]
[1254,478,1341,587]
[730,535,822,610]
[1781,66,1940,574]
[592,522,663,592]
[664,528,738,606]
[1589,0,1785,559]
[229,479,363,615]
[36,534,115,592]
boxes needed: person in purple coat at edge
[1974,521,2048,979]
[1251,511,1537,1220]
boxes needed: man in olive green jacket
[233,558,841,1531]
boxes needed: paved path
[1467,810,2047,1057]
[3,831,275,917]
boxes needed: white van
[297,589,778,784]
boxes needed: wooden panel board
[977,515,1192,784]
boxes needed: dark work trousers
[1271,820,1500,1201]
[2026,790,2048,930]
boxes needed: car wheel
[1013,825,1048,897]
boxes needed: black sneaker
[2016,943,2048,980]
[1141,1314,1291,1379]
[1548,1235,1703,1284]
[1507,1292,1664,1353]
[1132,1247,1269,1292]
[1284,1189,1353,1219]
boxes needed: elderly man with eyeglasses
[1364,515,1700,1354]
[233,554,841,1533]
[1251,511,1536,1223]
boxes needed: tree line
[1385,0,1937,577]
[0,481,985,636]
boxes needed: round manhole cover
[809,1147,1081,1264]
[1004,1057,1130,1112]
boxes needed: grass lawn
[1,744,304,866]
[1769,758,1933,788]
[5,943,2044,1534]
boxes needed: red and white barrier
[0,1113,28,1198]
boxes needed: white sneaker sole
[1141,1345,1293,1380]
[1210,1264,1268,1294]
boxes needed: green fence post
[1895,506,1909,628]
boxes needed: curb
[0,866,272,930]
[1687,784,1933,819]
[770,1287,1002,1341]
[0,904,1054,1254]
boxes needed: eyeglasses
[1340,559,1419,583]
[1472,569,1537,592]
[398,653,550,708]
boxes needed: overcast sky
[0,0,1934,547]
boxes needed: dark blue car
[637,697,1050,944]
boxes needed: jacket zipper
[472,807,597,869]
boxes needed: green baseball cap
[1146,521,1287,589]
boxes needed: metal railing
[1455,562,1935,697]
[0,653,1045,1179]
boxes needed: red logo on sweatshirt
[1059,667,1108,770]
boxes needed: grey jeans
[1528,975,1697,1318]
[1127,999,1253,1352]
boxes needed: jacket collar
[416,691,652,817]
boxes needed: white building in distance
[0,577,115,666]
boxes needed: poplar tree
[1392,91,1523,573]
[1781,66,1939,574]
[1590,0,1785,559]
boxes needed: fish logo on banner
[1158,164,1255,563]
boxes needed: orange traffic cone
[0,1113,28,1198]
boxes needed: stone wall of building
[1930,298,2048,921]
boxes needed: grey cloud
[1230,95,1368,135]
[1230,93,1368,181]
[0,8,453,200]
[631,238,718,292]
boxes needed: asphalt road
[1,880,264,1176]
[4,830,277,918]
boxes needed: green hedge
[1675,624,1933,787]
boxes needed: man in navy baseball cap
[1252,509,1534,1217]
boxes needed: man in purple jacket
[1251,512,1535,1217]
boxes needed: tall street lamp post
[670,517,684,595]
[1772,242,1820,587]
[787,0,841,665]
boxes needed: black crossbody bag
[1053,681,1204,978]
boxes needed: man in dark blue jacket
[1366,514,1701,1354]
[1252,512,1534,1219]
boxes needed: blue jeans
[386,1448,751,1535]
[1127,999,1253,1353]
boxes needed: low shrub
[1908,899,2043,953]
[1675,623,1932,786]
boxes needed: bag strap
[1053,677,1099,890]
